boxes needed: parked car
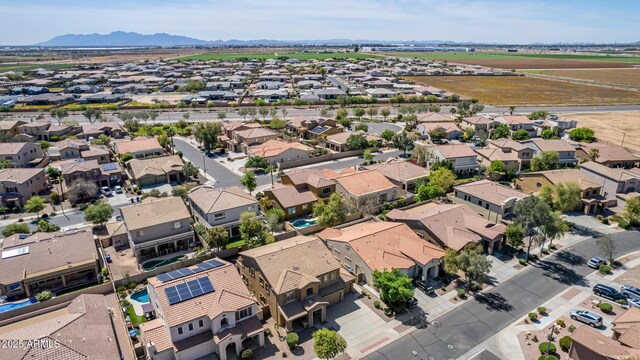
[621,285,640,301]
[114,185,123,194]
[570,310,603,327]
[414,279,434,295]
[100,186,113,197]
[628,298,640,309]
[587,256,606,269]
[593,284,626,301]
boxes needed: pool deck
[127,289,150,316]
[141,252,189,271]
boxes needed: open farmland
[386,52,640,69]
[177,52,380,61]
[524,68,640,87]
[569,112,640,153]
[405,76,640,106]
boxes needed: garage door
[138,176,157,187]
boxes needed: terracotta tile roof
[474,147,521,162]
[61,158,101,175]
[147,260,257,328]
[528,139,575,153]
[139,319,173,353]
[57,138,89,151]
[387,204,506,251]
[0,167,44,184]
[524,169,600,191]
[500,115,533,125]
[224,121,261,132]
[265,185,317,208]
[580,161,640,182]
[239,236,340,294]
[0,142,37,155]
[334,169,399,196]
[81,121,126,135]
[120,196,191,231]
[432,144,477,159]
[0,294,126,360]
[489,139,534,152]
[613,308,640,332]
[127,154,183,178]
[188,185,257,214]
[416,112,453,123]
[570,325,633,358]
[327,131,381,144]
[80,145,110,158]
[248,139,311,158]
[578,143,640,163]
[235,127,277,140]
[454,180,529,206]
[0,228,98,285]
[618,325,640,349]
[363,159,430,182]
[113,137,163,154]
[318,222,445,271]
[463,116,493,125]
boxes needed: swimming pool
[292,218,318,229]
[142,255,187,271]
[130,289,149,303]
[0,298,38,313]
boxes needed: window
[188,323,193,331]
[485,203,489,210]
[333,249,340,259]
[178,327,183,335]
[344,256,351,266]
[302,204,308,210]
[7,283,21,292]
[249,268,255,278]
[536,182,542,188]
[330,271,336,280]
[199,319,204,328]
[477,200,483,206]
[324,274,329,282]
[214,212,225,220]
[322,187,331,195]
[173,222,183,230]
[288,207,296,215]
[260,294,268,305]
[285,291,296,303]
[265,283,270,294]
[306,287,313,297]
[259,276,264,287]
[236,306,253,320]
[136,230,144,237]
[242,274,248,285]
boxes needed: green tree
[24,196,45,218]
[530,151,560,172]
[624,197,640,224]
[372,268,414,305]
[266,165,275,186]
[313,328,348,360]
[123,119,141,134]
[182,161,199,179]
[37,219,60,233]
[217,111,227,120]
[50,108,69,125]
[352,106,366,120]
[554,182,582,212]
[239,212,274,249]
[588,148,600,161]
[175,119,188,134]
[431,160,454,171]
[505,223,525,250]
[82,108,102,124]
[269,117,287,130]
[366,107,378,121]
[428,127,448,141]
[487,160,506,176]
[380,129,395,142]
[511,129,530,140]
[540,128,553,139]
[443,248,459,279]
[363,149,374,162]
[83,202,114,228]
[491,123,510,140]
[346,133,368,150]
[427,168,456,192]
[204,226,229,249]
[392,131,415,156]
[246,156,269,169]
[596,234,617,265]
[457,244,492,286]
[568,127,595,142]
[415,182,445,202]
[2,223,30,237]
[91,134,112,146]
[240,171,257,194]
[355,123,369,133]
[37,140,52,151]
[172,186,189,200]
[528,110,549,120]
[193,122,222,153]
[380,108,391,121]
[539,211,569,250]
[314,193,345,227]
[462,127,475,142]
[514,196,554,261]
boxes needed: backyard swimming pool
[130,289,149,303]
[142,255,187,271]
[0,298,38,313]
[292,218,318,229]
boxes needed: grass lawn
[225,239,245,249]
[126,305,146,326]
[177,52,381,61]
[0,63,73,73]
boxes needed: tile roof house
[0,168,46,208]
[461,116,500,132]
[428,144,480,175]
[188,185,259,238]
[475,139,536,171]
[521,139,579,167]
[263,184,318,220]
[580,161,640,205]
[141,259,264,360]
[318,221,445,284]
[569,308,640,360]
[516,169,608,214]
[453,180,530,220]
[120,197,195,262]
[386,202,507,254]
[495,115,536,137]
[0,293,134,360]
[417,122,463,141]
[333,169,402,212]
[0,228,100,298]
[0,142,46,168]
[247,139,312,166]
[237,236,354,331]
[362,159,430,192]
[114,137,164,159]
[575,143,640,168]
[127,155,184,187]
[325,131,382,152]
[80,121,128,139]
[230,127,279,153]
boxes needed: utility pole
[621,132,626,147]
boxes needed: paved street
[363,230,640,360]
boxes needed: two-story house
[114,138,165,159]
[0,168,46,209]
[495,115,536,137]
[120,197,195,262]
[0,142,46,168]
[460,116,499,133]
[318,221,445,284]
[522,139,579,167]
[417,122,462,141]
[237,236,354,331]
[580,161,640,206]
[363,159,430,192]
[140,259,264,360]
[232,128,279,153]
[575,143,640,168]
[475,139,535,171]
[127,155,184,187]
[333,169,402,212]
[428,144,480,175]
[453,180,530,221]
[247,139,312,166]
[188,186,259,238]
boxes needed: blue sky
[1,0,638,45]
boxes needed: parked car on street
[100,186,113,197]
[593,284,626,301]
[628,298,640,308]
[570,310,603,327]
[414,279,435,295]
[114,185,123,194]
[587,256,606,269]
[621,285,640,301]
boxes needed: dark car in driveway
[593,284,626,301]
[414,279,434,295]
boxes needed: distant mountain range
[34,31,640,47]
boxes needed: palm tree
[166,128,176,154]
[588,148,600,161]
[509,106,516,116]
[266,165,275,186]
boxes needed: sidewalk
[0,208,82,227]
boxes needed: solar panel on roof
[164,276,215,305]
[177,268,194,277]
[102,163,117,171]
[187,279,204,296]
[198,277,214,292]
[166,270,182,279]
[157,273,172,282]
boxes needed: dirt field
[527,69,640,86]
[404,76,640,106]
[568,112,640,153]
[444,58,638,69]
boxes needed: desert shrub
[384,307,393,317]
[361,290,368,297]
[559,336,572,352]
[528,312,538,321]
[541,248,549,255]
[549,244,557,250]
[596,214,603,220]
[457,288,466,298]
[601,217,609,225]
[528,254,539,261]
[36,290,53,302]
[285,332,299,349]
[568,325,576,333]
[599,302,613,313]
[264,328,271,337]
[599,265,612,274]
[619,219,630,229]
[519,258,527,266]
[556,319,566,328]
[537,306,546,314]
[538,342,556,354]
[374,300,381,309]
[240,349,254,360]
